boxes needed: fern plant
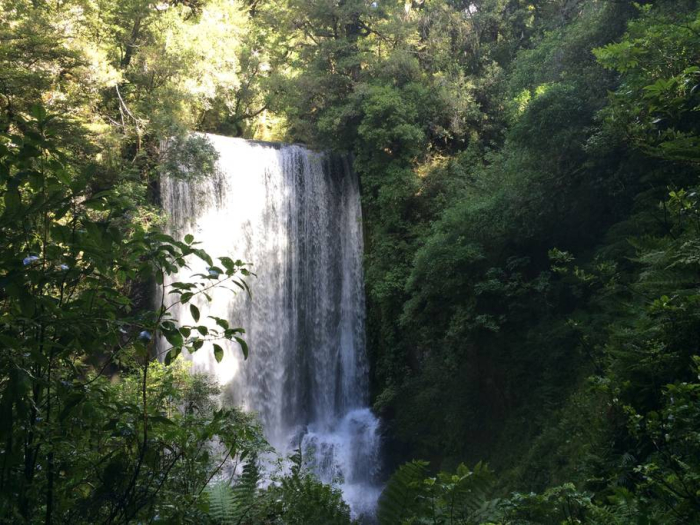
[207,482,238,525]
[264,446,353,525]
[378,460,501,525]
[206,458,260,525]
[377,460,429,524]
[206,448,353,525]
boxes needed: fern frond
[231,458,260,523]
[377,460,429,525]
[206,482,237,525]
[206,457,260,525]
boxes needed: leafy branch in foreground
[0,106,261,524]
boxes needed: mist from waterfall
[160,134,381,519]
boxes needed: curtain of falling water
[160,134,381,518]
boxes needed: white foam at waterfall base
[301,408,382,519]
[159,134,382,519]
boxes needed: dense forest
[1,0,699,523]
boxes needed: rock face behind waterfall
[160,134,381,518]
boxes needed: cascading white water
[160,134,381,519]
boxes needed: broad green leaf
[164,329,184,348]
[190,304,200,322]
[234,336,248,360]
[213,344,224,363]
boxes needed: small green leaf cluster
[160,240,253,366]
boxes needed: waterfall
[160,134,381,518]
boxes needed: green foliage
[378,460,430,524]
[594,5,700,163]
[207,482,241,525]
[202,448,354,525]
[379,461,499,525]
[271,0,700,523]
[206,459,260,525]
[0,108,263,523]
[3,0,700,523]
[159,133,220,181]
[262,448,353,525]
[0,0,275,192]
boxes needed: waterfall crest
[160,134,381,518]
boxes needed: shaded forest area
[1,0,699,523]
